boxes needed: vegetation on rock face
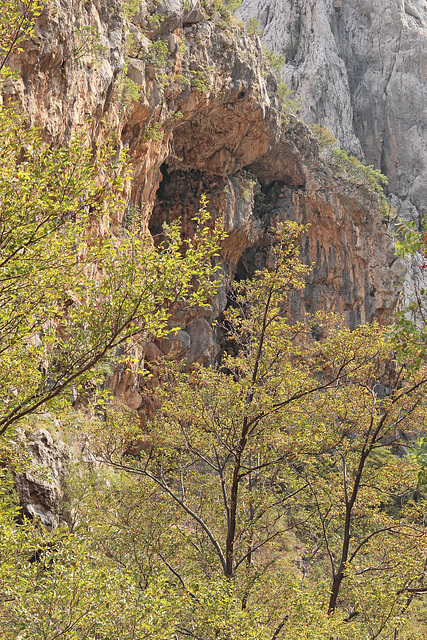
[0,110,222,438]
[261,45,301,122]
[2,1,427,640]
[0,0,41,82]
[0,0,224,438]
[4,223,427,639]
[329,147,394,219]
[394,218,427,368]
[310,124,395,220]
[0,219,426,638]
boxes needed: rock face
[14,428,71,528]
[4,0,404,517]
[239,168,399,326]
[4,0,400,330]
[238,0,427,227]
[3,0,402,413]
[2,0,126,140]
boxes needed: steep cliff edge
[239,0,427,226]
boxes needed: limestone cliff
[238,0,427,227]
[4,0,403,522]
[4,0,400,330]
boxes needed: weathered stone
[129,1,149,26]
[3,0,403,333]
[144,342,164,362]
[115,369,143,409]
[138,393,158,426]
[154,0,183,33]
[187,317,218,365]
[160,329,191,359]
[3,0,126,139]
[127,58,145,86]
[168,33,179,54]
[14,428,70,528]
[239,0,427,229]
[5,0,411,523]
[182,0,206,24]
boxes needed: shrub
[330,147,394,218]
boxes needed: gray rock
[405,1,424,22]
[239,0,427,228]
[187,317,219,366]
[7,0,403,332]
[156,0,183,32]
[161,329,191,359]
[153,0,205,34]
[115,369,143,410]
[182,0,205,25]
[144,342,164,362]
[168,33,179,54]
[127,58,146,86]
[239,0,363,156]
[15,428,70,528]
[221,174,263,268]
[130,3,149,26]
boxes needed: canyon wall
[3,0,404,522]
[4,0,401,332]
[239,0,427,227]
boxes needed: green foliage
[309,125,395,219]
[143,11,167,34]
[415,438,427,486]
[190,70,208,91]
[246,16,261,36]
[3,219,427,639]
[263,45,285,74]
[330,146,394,219]
[392,219,427,367]
[261,45,301,122]
[74,24,107,64]
[0,480,182,638]
[394,218,424,257]
[145,38,170,67]
[0,106,222,438]
[223,0,242,12]
[209,0,243,23]
[238,171,257,202]
[144,120,164,141]
[4,3,427,639]
[331,146,387,190]
[85,222,427,639]
[123,74,142,103]
[0,464,272,639]
[121,0,140,20]
[113,64,142,106]
[309,123,338,149]
[171,109,183,121]
[0,0,42,82]
[277,80,301,122]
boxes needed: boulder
[187,317,218,366]
[160,329,191,359]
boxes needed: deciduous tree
[89,223,427,638]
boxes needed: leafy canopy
[83,223,427,639]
